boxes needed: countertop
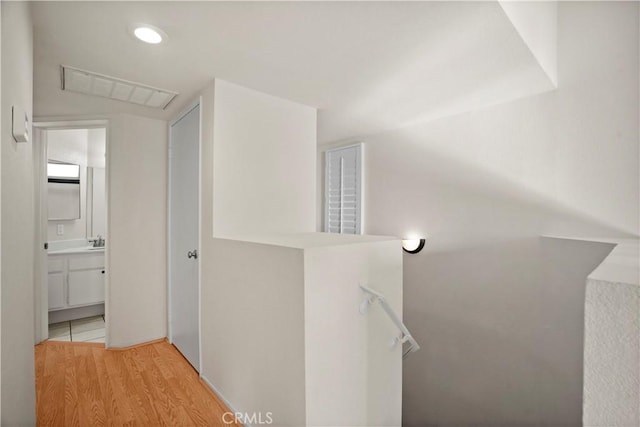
[48,246,105,255]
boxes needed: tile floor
[48,315,105,343]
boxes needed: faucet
[93,235,105,248]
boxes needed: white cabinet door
[68,254,104,270]
[68,269,105,306]
[48,272,65,310]
[47,257,65,273]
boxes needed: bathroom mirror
[47,160,81,220]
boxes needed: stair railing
[359,284,420,360]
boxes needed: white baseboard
[200,375,251,427]
[105,334,166,349]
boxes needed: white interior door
[169,104,200,371]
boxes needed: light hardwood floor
[35,339,240,426]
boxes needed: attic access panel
[61,65,178,109]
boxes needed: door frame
[167,98,202,372]
[33,118,110,345]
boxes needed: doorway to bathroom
[33,120,109,345]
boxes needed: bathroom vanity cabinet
[48,251,105,311]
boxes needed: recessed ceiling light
[130,24,166,44]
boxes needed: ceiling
[31,1,554,143]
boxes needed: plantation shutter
[324,144,362,234]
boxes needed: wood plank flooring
[35,339,240,426]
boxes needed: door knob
[187,249,198,259]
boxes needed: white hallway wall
[196,79,317,419]
[0,1,35,424]
[499,0,558,87]
[320,2,638,426]
[211,79,317,238]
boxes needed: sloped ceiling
[31,1,555,143]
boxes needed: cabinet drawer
[48,272,65,310]
[47,258,65,273]
[68,254,104,270]
[68,269,105,306]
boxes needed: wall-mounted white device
[12,106,29,143]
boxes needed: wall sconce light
[402,238,426,254]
